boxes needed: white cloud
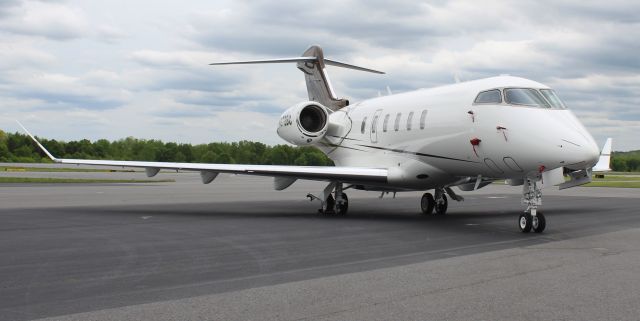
[96,24,126,43]
[130,50,215,69]
[0,0,90,40]
[0,41,56,69]
[1,70,132,110]
[0,0,638,150]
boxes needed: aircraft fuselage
[319,76,600,190]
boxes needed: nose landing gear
[520,179,546,233]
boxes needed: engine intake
[299,104,327,133]
[277,101,330,145]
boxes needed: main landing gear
[307,182,349,215]
[421,187,458,215]
[520,178,546,233]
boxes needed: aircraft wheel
[420,193,435,215]
[533,212,546,233]
[435,194,448,215]
[519,212,532,233]
[336,193,349,215]
[321,194,335,214]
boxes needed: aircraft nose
[587,138,600,162]
[555,110,600,169]
[580,137,600,167]
[562,128,600,169]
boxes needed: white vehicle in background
[21,45,612,233]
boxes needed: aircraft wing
[49,158,387,184]
[18,123,387,186]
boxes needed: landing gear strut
[307,182,349,215]
[520,179,546,233]
[434,188,448,215]
[334,183,349,215]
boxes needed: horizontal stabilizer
[210,57,385,74]
[211,45,384,111]
[324,59,385,74]
[210,57,316,66]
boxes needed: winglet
[15,121,59,162]
[592,138,612,172]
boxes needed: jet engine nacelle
[277,101,330,146]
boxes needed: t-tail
[593,138,613,172]
[210,45,384,111]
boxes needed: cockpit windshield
[474,89,502,104]
[504,88,551,108]
[540,89,566,109]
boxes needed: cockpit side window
[540,89,566,109]
[504,88,551,108]
[474,89,502,104]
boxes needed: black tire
[324,194,335,214]
[421,193,435,215]
[336,193,349,215]
[435,194,448,215]
[533,212,546,233]
[519,212,532,233]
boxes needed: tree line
[610,150,640,172]
[2,129,640,172]
[0,130,334,166]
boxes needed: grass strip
[607,171,640,176]
[0,177,174,184]
[583,181,640,188]
[592,176,640,181]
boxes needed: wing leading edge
[17,122,387,185]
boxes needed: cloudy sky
[0,0,638,150]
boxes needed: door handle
[496,126,508,141]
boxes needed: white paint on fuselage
[320,76,600,190]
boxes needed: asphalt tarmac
[1,172,639,320]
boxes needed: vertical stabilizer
[593,138,612,172]
[297,45,348,111]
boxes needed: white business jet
[20,45,612,233]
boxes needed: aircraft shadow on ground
[60,198,606,224]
